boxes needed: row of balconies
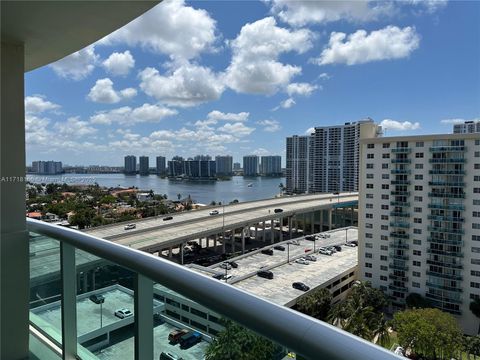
[429,146,466,152]
[429,170,465,175]
[427,215,465,222]
[426,281,463,293]
[429,158,466,164]
[426,259,463,269]
[428,192,465,199]
[427,248,463,257]
[428,203,465,211]
[426,270,463,281]
[427,237,463,246]
[428,226,464,234]
[428,181,465,187]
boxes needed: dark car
[212,273,223,280]
[274,208,283,213]
[292,282,310,292]
[261,248,274,256]
[257,270,274,279]
[89,294,105,304]
[163,216,173,221]
[333,191,340,195]
[179,331,201,349]
[350,240,358,246]
[229,261,239,268]
[334,245,342,252]
[273,245,285,251]
[304,235,315,241]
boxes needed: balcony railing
[389,232,409,240]
[427,248,463,257]
[390,180,411,185]
[390,169,411,174]
[429,146,466,152]
[390,201,410,207]
[425,292,463,305]
[428,226,464,234]
[390,221,410,228]
[389,242,409,250]
[428,192,465,199]
[26,219,398,360]
[388,284,408,292]
[426,271,463,281]
[391,148,411,153]
[429,158,466,163]
[426,259,463,269]
[427,237,463,246]
[429,170,465,175]
[391,159,411,164]
[428,203,465,211]
[390,211,410,218]
[390,191,410,196]
[389,274,408,282]
[426,282,463,293]
[428,181,465,187]
[427,215,465,222]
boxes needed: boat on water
[247,183,253,187]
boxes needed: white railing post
[60,242,77,360]
[134,274,153,360]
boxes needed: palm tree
[471,298,480,334]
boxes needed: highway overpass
[84,192,359,262]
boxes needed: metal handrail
[27,218,400,360]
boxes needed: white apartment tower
[453,120,480,134]
[215,155,233,176]
[358,133,480,334]
[260,156,282,176]
[286,119,380,194]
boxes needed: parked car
[163,216,173,221]
[350,240,358,245]
[124,223,136,230]
[305,255,317,262]
[305,235,315,241]
[114,308,133,319]
[160,351,184,360]
[229,261,239,268]
[273,245,285,251]
[295,258,310,265]
[212,273,223,280]
[292,282,310,291]
[345,242,357,247]
[274,208,283,213]
[261,248,274,256]
[257,270,274,279]
[334,245,342,252]
[89,294,105,304]
[179,331,202,349]
[209,210,219,216]
[290,240,300,245]
[326,246,337,253]
[168,329,189,344]
[222,274,233,281]
[319,248,332,256]
[219,262,232,270]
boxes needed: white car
[219,262,232,270]
[124,224,136,230]
[295,258,310,265]
[114,308,133,319]
[305,255,317,262]
[345,242,357,247]
[209,210,219,215]
[319,249,333,256]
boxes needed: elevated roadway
[85,192,358,255]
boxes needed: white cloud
[441,117,479,125]
[50,45,98,80]
[286,82,318,97]
[102,50,135,76]
[380,119,420,131]
[90,103,177,125]
[218,122,255,136]
[87,78,137,104]
[207,110,249,122]
[405,0,448,14]
[276,98,296,110]
[314,26,420,66]
[319,72,330,80]
[53,117,97,138]
[224,17,312,95]
[25,96,60,114]
[305,127,315,135]
[268,0,392,27]
[139,64,224,107]
[99,0,217,60]
[257,119,281,132]
[252,148,270,156]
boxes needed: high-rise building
[260,156,282,176]
[168,156,185,177]
[286,136,311,193]
[453,120,480,134]
[193,155,212,161]
[185,160,216,178]
[156,156,166,176]
[233,162,241,170]
[124,155,136,175]
[215,155,233,176]
[358,133,480,335]
[31,161,63,174]
[139,156,149,176]
[243,155,259,176]
[286,119,380,194]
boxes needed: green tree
[296,288,332,321]
[205,320,277,360]
[69,208,95,229]
[471,298,480,334]
[393,308,462,359]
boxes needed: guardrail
[27,218,400,360]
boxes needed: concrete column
[83,273,88,292]
[199,237,203,248]
[168,246,173,258]
[320,210,324,232]
[262,221,266,242]
[311,212,315,234]
[1,42,28,359]
[241,227,246,254]
[328,209,333,230]
[222,231,226,253]
[214,234,218,251]
[254,225,258,240]
[279,218,283,242]
[180,243,184,265]
[271,221,274,244]
[288,216,292,239]
[231,229,236,253]
[351,206,355,226]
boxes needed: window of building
[414,207,422,213]
[413,261,421,267]
[367,163,374,169]
[476,140,480,145]
[381,235,388,240]
[413,239,422,245]
[383,153,390,159]
[365,233,373,238]
[366,193,374,199]
[414,218,422,224]
[381,245,388,251]
[190,308,207,319]
[381,205,389,210]
[475,199,480,205]
[367,144,375,149]
[475,151,480,158]
[381,215,389,220]
[473,211,480,217]
[367,173,374,179]
[366,183,374,189]
[366,213,373,219]
[367,154,375,159]
[412,282,420,288]
[381,194,389,200]
[380,265,388,271]
[380,275,388,281]
[365,243,373,248]
[413,250,422,256]
[383,143,390,148]
[475,176,480,182]
[415,153,424,158]
[415,174,423,180]
[416,142,424,147]
[413,271,421,277]
[382,163,389,169]
[380,255,387,261]
[474,223,480,229]
[414,185,423,191]
[382,174,390,179]
[381,225,388,230]
[365,272,372,278]
[366,203,373,208]
[471,282,480,289]
[474,188,480,194]
[472,270,480,277]
[182,304,189,311]
[382,184,390,189]
[413,228,422,234]
[366,223,373,228]
[414,196,423,202]
[473,235,480,241]
[475,164,480,170]
[415,163,423,169]
[472,247,480,253]
[472,259,480,265]
[365,263,372,268]
[365,253,373,258]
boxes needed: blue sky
[25,0,480,166]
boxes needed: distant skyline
[25,0,480,166]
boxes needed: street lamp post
[89,294,105,329]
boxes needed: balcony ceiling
[1,0,160,72]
